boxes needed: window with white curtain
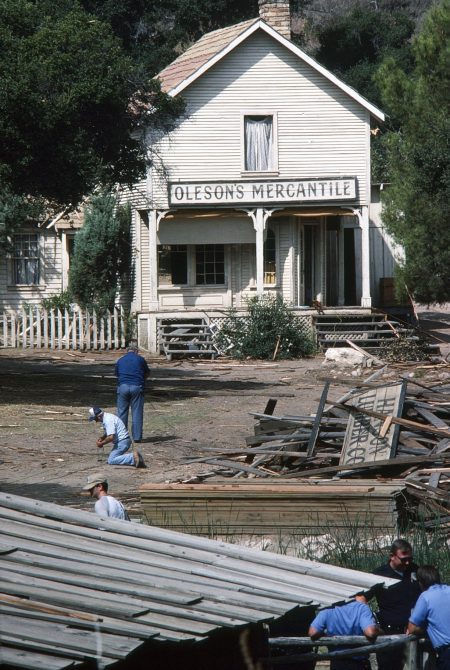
[12,234,40,284]
[244,115,274,171]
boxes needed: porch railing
[0,306,129,350]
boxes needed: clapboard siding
[0,229,64,310]
[151,30,369,207]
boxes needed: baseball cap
[82,473,107,491]
[88,406,103,422]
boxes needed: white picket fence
[0,307,129,350]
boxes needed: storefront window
[195,245,225,285]
[158,245,187,285]
[264,229,276,284]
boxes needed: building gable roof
[157,18,385,122]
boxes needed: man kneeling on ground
[88,406,145,468]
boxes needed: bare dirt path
[0,349,350,514]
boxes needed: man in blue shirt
[309,595,379,670]
[115,342,150,443]
[408,565,450,669]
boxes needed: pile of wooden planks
[181,374,450,528]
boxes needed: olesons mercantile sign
[169,177,357,207]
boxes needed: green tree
[376,0,450,303]
[81,0,260,75]
[314,7,414,106]
[0,0,182,248]
[68,192,132,311]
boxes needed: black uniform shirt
[372,562,421,627]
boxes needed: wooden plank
[340,381,406,465]
[307,382,330,457]
[0,646,77,670]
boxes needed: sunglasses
[396,555,413,563]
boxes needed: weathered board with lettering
[340,381,407,466]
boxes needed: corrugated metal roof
[0,492,396,669]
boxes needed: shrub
[217,295,316,360]
[379,335,432,362]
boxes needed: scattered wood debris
[182,367,450,530]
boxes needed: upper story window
[244,114,277,172]
[12,234,40,285]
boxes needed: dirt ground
[0,349,354,514]
[1,304,449,516]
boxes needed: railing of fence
[0,307,128,350]
[267,635,424,669]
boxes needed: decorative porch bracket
[242,208,280,295]
[350,206,371,308]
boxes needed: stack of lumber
[139,480,408,537]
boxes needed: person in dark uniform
[373,538,421,669]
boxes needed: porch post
[353,206,371,308]
[148,210,159,311]
[244,208,276,295]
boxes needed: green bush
[41,290,73,312]
[217,295,316,360]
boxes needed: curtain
[245,116,273,171]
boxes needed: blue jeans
[117,384,145,441]
[108,438,134,466]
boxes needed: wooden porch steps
[313,313,417,352]
[158,318,218,360]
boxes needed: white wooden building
[0,0,400,354]
[128,0,399,352]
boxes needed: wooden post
[29,307,34,349]
[93,310,98,350]
[114,307,119,349]
[64,309,70,349]
[120,306,126,348]
[20,308,26,348]
[78,310,84,351]
[43,309,48,348]
[99,312,105,350]
[71,311,76,350]
[405,637,418,670]
[57,309,63,350]
[36,306,42,348]
[11,313,16,348]
[50,309,56,349]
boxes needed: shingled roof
[157,18,257,93]
[156,18,384,121]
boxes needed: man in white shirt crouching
[82,474,130,520]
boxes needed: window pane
[264,229,276,284]
[158,245,187,285]
[245,116,273,171]
[13,234,40,285]
[195,245,225,285]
